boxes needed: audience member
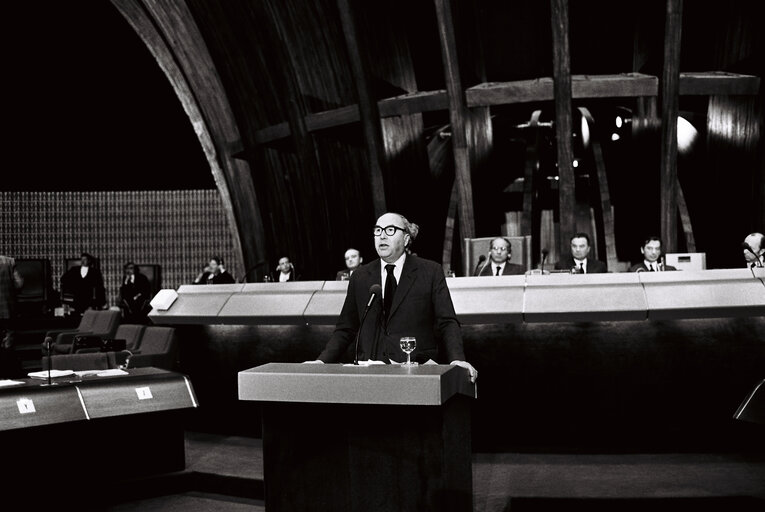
[61,252,107,315]
[307,212,476,383]
[119,262,153,323]
[194,256,235,284]
[628,236,676,272]
[742,232,764,268]
[336,248,363,281]
[475,237,525,276]
[275,256,299,282]
[1,255,23,378]
[554,233,608,273]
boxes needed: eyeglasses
[491,246,508,252]
[373,225,406,237]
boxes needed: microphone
[355,284,381,364]
[541,248,549,273]
[473,255,486,276]
[742,243,764,267]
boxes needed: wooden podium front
[239,363,476,512]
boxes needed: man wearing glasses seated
[307,212,477,383]
[475,237,525,276]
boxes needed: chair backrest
[114,324,146,351]
[89,310,121,338]
[136,264,162,297]
[77,309,101,332]
[463,236,532,276]
[44,352,111,371]
[15,258,52,303]
[138,326,176,355]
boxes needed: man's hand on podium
[302,360,324,364]
[450,360,478,383]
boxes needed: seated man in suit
[475,237,525,276]
[554,232,608,274]
[119,262,153,322]
[336,248,363,281]
[61,252,107,315]
[274,256,299,282]
[194,256,235,284]
[743,232,764,268]
[628,236,677,272]
[307,212,476,383]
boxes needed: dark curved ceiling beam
[112,0,267,281]
[242,72,759,147]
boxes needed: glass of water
[399,337,417,366]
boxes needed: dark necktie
[649,263,655,271]
[495,266,501,276]
[577,262,583,273]
[384,264,397,320]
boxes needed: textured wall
[0,190,239,306]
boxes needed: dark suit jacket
[336,270,352,281]
[477,261,525,276]
[628,262,677,272]
[119,272,153,320]
[272,269,298,282]
[318,255,465,364]
[61,265,106,313]
[553,256,608,274]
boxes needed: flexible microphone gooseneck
[354,284,381,365]
[473,255,487,276]
[742,242,764,267]
[541,249,549,273]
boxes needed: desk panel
[524,273,646,322]
[641,269,765,319]
[448,276,525,324]
[218,291,315,324]
[0,385,86,430]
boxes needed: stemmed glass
[399,337,417,366]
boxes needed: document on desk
[0,379,25,387]
[342,360,387,367]
[96,369,129,377]
[27,369,74,379]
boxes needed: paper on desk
[74,370,104,377]
[342,360,387,367]
[27,369,74,379]
[96,369,129,377]
[0,379,25,387]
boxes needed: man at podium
[309,212,477,383]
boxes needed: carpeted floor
[103,431,765,511]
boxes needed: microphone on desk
[355,284,381,365]
[473,255,487,276]
[541,248,549,273]
[742,242,764,267]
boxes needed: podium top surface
[238,362,476,406]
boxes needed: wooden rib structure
[110,0,762,277]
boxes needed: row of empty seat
[39,309,177,371]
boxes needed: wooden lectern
[238,363,476,512]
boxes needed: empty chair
[125,326,177,370]
[41,352,115,371]
[112,324,146,352]
[42,309,121,355]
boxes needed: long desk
[149,268,765,325]
[1,368,198,505]
[239,363,476,512]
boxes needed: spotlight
[677,116,698,153]
[615,116,623,128]
[572,159,579,168]
[611,133,620,141]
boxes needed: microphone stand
[41,336,57,386]
[354,297,376,365]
